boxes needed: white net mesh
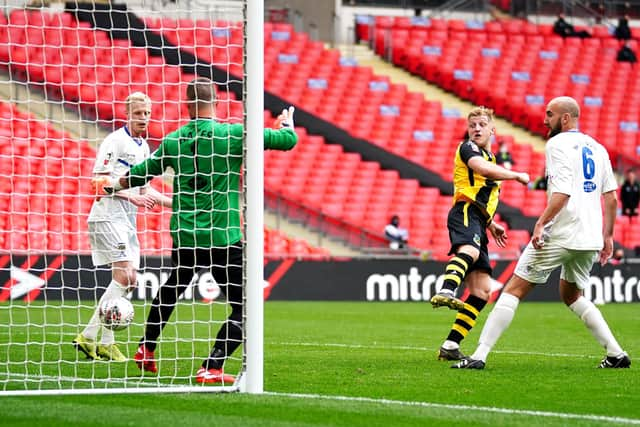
[0,0,254,394]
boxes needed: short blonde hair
[468,106,494,122]
[125,91,151,112]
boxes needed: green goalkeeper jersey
[128,119,298,248]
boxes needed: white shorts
[514,241,598,289]
[88,221,140,269]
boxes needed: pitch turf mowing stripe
[273,341,600,359]
[267,392,640,425]
[0,332,605,359]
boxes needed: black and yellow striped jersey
[452,140,501,220]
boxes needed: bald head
[544,96,580,138]
[548,96,580,119]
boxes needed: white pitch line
[266,392,640,425]
[0,337,601,359]
[272,341,600,359]
[0,331,84,337]
[3,374,638,424]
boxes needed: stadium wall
[265,0,336,42]
[2,255,639,305]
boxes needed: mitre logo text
[365,267,640,303]
[134,271,221,301]
[366,267,444,301]
[583,269,640,304]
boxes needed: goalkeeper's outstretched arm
[92,151,165,197]
[91,173,132,197]
[90,172,156,208]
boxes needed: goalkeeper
[93,77,298,384]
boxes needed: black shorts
[447,202,492,275]
[169,243,244,305]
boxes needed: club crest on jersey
[473,233,481,246]
[467,141,480,152]
[114,242,127,258]
[546,173,555,185]
[103,152,112,165]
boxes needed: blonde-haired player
[73,92,171,361]
[430,106,530,361]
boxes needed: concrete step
[334,42,378,62]
[264,210,362,257]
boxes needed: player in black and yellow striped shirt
[431,106,530,361]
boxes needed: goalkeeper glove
[273,106,295,129]
[91,176,123,199]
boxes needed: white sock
[471,292,520,362]
[569,296,624,357]
[442,340,459,350]
[82,280,127,343]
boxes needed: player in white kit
[453,96,630,369]
[74,92,171,361]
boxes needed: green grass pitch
[0,301,638,426]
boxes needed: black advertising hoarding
[266,259,533,302]
[0,254,220,303]
[1,254,639,304]
[266,259,639,304]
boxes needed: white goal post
[243,0,265,394]
[0,0,264,395]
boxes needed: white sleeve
[600,146,618,193]
[547,140,573,196]
[139,141,152,189]
[384,225,399,239]
[92,135,118,174]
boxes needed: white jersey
[543,130,617,250]
[88,126,150,223]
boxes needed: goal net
[0,0,264,394]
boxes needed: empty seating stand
[0,10,536,257]
[380,16,640,166]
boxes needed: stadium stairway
[0,68,109,143]
[334,44,553,220]
[337,43,547,153]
